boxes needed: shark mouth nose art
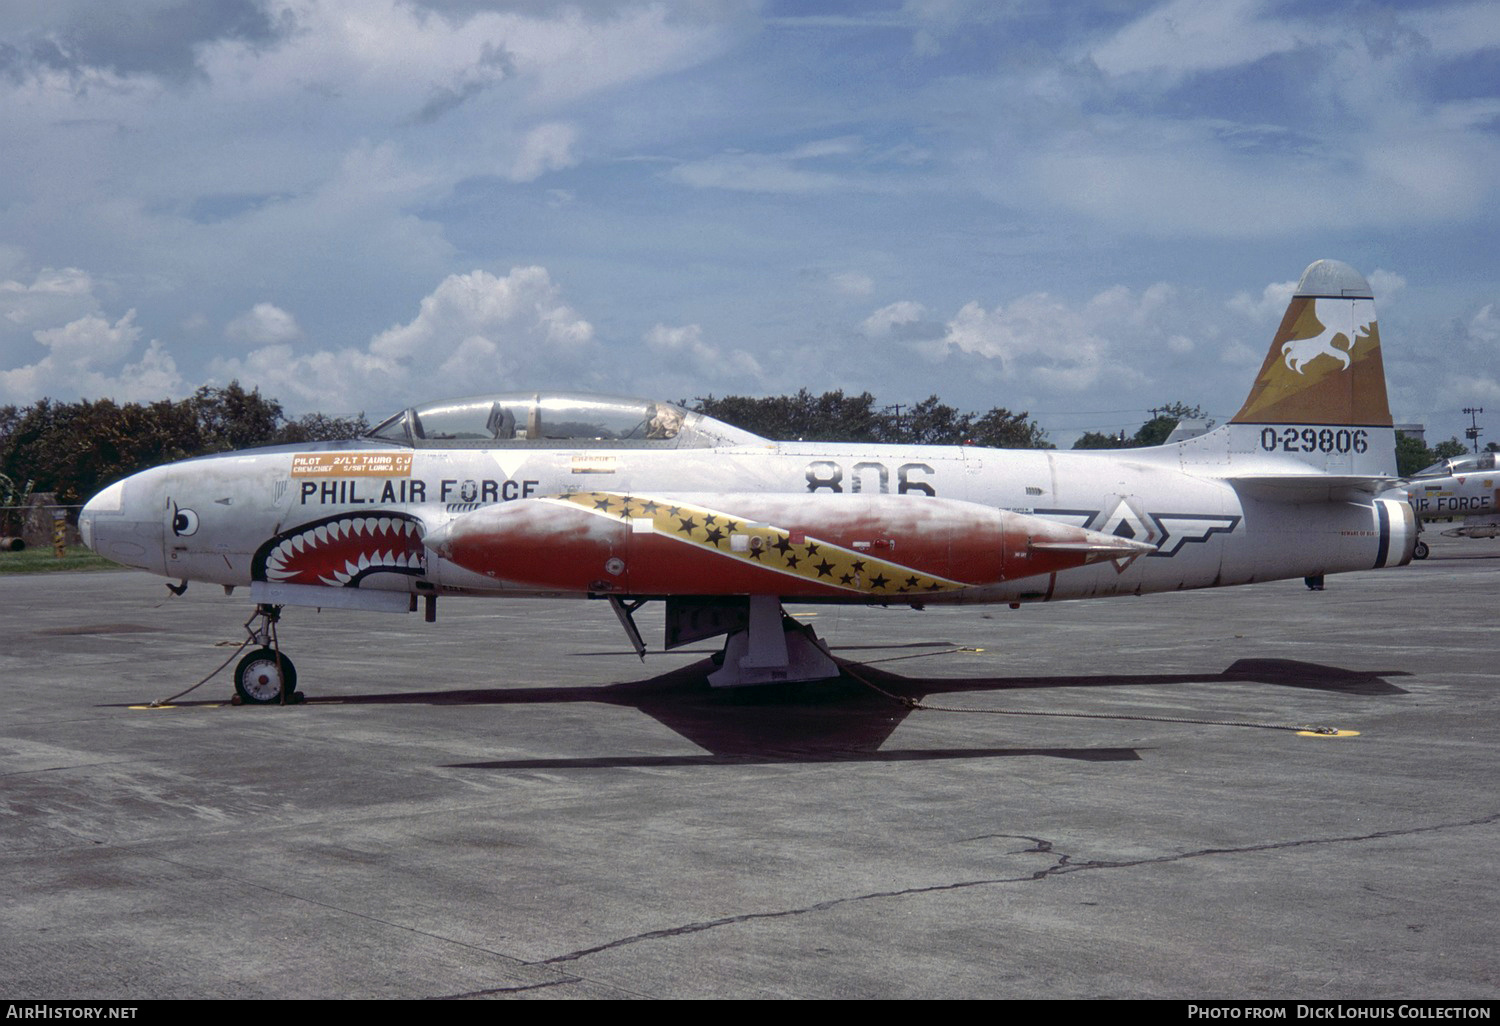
[252,512,427,587]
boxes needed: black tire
[235,648,298,704]
[1413,540,1429,560]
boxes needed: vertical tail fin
[1196,259,1396,478]
[1231,259,1392,430]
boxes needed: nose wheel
[232,602,302,704]
[235,648,300,704]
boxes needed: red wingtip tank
[424,491,1155,598]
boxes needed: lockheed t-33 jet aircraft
[80,260,1414,702]
[1404,450,1499,559]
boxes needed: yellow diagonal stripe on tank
[548,491,966,596]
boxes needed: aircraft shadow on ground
[126,653,1408,767]
[333,653,1405,768]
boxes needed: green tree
[1395,434,1468,477]
[0,404,19,452]
[191,382,283,452]
[274,412,371,444]
[1395,432,1434,477]
[887,395,969,444]
[693,390,884,442]
[0,382,374,505]
[1432,437,1469,461]
[3,398,183,503]
[1071,402,1210,449]
[1135,402,1209,446]
[693,390,1050,448]
[1072,429,1133,449]
[969,407,1052,449]
[878,396,1051,448]
[0,469,26,534]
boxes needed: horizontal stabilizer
[1222,473,1398,501]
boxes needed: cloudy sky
[2,0,1497,446]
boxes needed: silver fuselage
[81,429,1414,608]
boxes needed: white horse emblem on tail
[1281,297,1374,374]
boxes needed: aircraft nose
[80,472,167,575]
[78,481,119,552]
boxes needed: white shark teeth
[267,516,424,586]
[265,544,295,578]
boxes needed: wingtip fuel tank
[424,491,1156,599]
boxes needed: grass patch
[0,545,120,574]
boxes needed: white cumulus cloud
[941,294,1117,391]
[1229,279,1298,323]
[371,267,593,362]
[645,322,762,379]
[510,123,579,183]
[901,282,1222,397]
[861,301,928,339]
[214,266,598,414]
[0,310,185,403]
[0,268,105,362]
[1470,303,1500,345]
[226,303,302,346]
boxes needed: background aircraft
[80,260,1414,702]
[1402,451,1499,558]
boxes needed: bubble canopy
[365,392,766,450]
[1413,451,1496,478]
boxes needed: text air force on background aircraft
[80,260,1414,700]
[1402,451,1499,559]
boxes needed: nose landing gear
[232,604,301,705]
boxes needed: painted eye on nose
[172,506,199,537]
